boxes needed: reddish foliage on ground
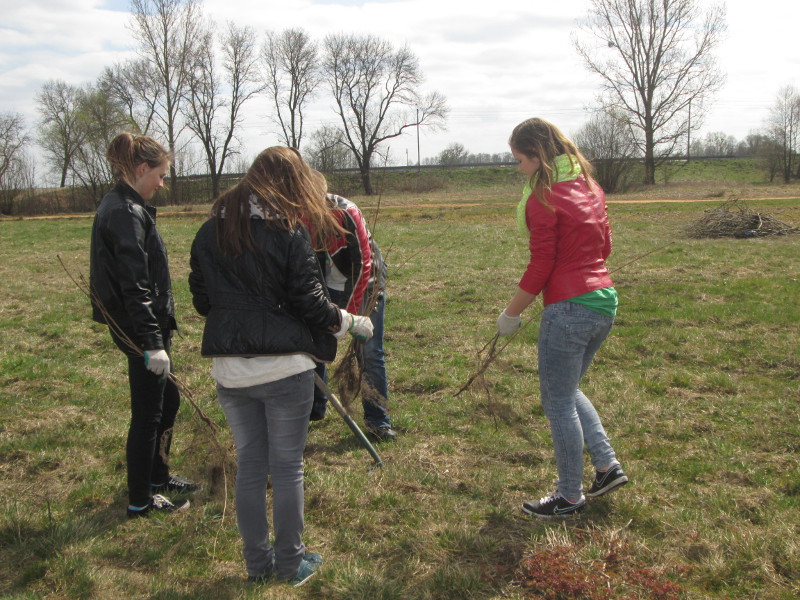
[514,543,685,600]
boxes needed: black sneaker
[522,492,585,519]
[366,426,397,442]
[309,402,327,421]
[586,465,628,498]
[152,474,199,495]
[127,494,190,518]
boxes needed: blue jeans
[217,370,313,580]
[538,301,618,500]
[314,289,392,429]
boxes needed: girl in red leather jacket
[496,118,628,519]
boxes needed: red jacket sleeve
[341,204,373,314]
[518,194,557,296]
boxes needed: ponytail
[107,132,171,185]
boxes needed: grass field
[1,184,799,599]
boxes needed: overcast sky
[2,0,799,173]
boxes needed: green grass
[1,194,799,599]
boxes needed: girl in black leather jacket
[89,132,196,519]
[189,147,372,586]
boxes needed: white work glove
[496,310,522,337]
[143,349,170,376]
[347,313,374,342]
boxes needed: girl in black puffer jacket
[188,147,372,586]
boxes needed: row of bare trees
[3,0,800,213]
[25,0,448,202]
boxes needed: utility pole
[687,100,692,161]
[416,108,421,171]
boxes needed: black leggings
[110,329,181,507]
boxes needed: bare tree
[766,86,800,183]
[322,33,448,194]
[574,0,726,184]
[262,28,320,149]
[36,80,87,187]
[438,142,469,165]
[0,149,36,216]
[98,59,161,135]
[0,112,32,214]
[72,86,132,204]
[574,109,638,193]
[0,112,29,190]
[184,22,262,198]
[702,131,737,157]
[130,0,203,202]
[736,132,769,158]
[306,125,355,171]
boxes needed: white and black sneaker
[127,494,190,518]
[586,465,628,498]
[522,492,585,519]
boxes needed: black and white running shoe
[586,465,629,498]
[522,492,585,519]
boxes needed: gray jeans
[217,370,313,579]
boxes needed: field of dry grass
[1,183,798,599]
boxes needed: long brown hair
[509,118,596,208]
[106,132,171,186]
[211,146,345,257]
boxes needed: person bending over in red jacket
[497,118,628,519]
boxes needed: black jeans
[110,328,181,507]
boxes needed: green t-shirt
[568,287,618,317]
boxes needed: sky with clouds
[1,0,799,173]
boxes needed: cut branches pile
[685,198,798,239]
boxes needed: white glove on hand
[144,349,170,376]
[348,313,374,342]
[497,310,522,337]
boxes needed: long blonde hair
[106,132,171,186]
[509,118,596,208]
[211,146,344,257]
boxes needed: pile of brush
[685,198,798,239]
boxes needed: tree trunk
[60,160,69,188]
[643,126,656,185]
[360,167,374,195]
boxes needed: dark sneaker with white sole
[522,492,585,519]
[366,426,397,442]
[586,465,628,498]
[127,494,190,518]
[152,474,199,495]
